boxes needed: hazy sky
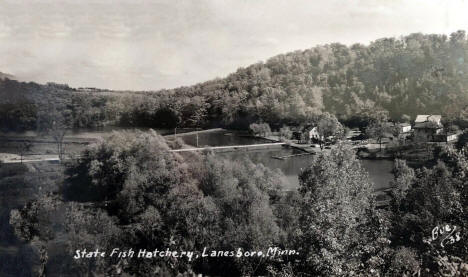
[1,0,468,90]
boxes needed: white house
[413,115,443,141]
[309,127,321,141]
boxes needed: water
[0,127,394,191]
[360,159,394,191]
[179,131,267,147]
[181,130,394,190]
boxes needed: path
[0,153,60,163]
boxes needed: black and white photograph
[1,0,468,276]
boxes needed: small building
[398,123,412,134]
[309,127,321,141]
[435,132,460,143]
[446,133,459,142]
[413,115,443,141]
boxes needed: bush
[249,122,271,137]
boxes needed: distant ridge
[0,71,16,80]
[2,31,468,131]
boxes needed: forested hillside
[2,31,468,131]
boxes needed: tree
[387,136,407,158]
[63,130,206,275]
[315,112,344,149]
[153,105,182,129]
[365,119,393,151]
[296,144,386,275]
[279,126,292,141]
[455,130,468,150]
[16,140,32,163]
[388,247,421,276]
[185,97,209,147]
[194,154,284,276]
[389,159,415,209]
[9,194,59,277]
[184,96,209,128]
[413,130,434,159]
[249,122,271,137]
[390,161,465,275]
[50,118,67,161]
[36,105,69,162]
[384,144,468,275]
[65,204,122,277]
[62,130,290,276]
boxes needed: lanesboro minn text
[73,247,299,261]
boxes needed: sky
[0,0,468,90]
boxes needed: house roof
[399,123,411,127]
[414,115,442,129]
[415,115,441,123]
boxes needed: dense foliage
[5,30,468,276]
[296,145,384,275]
[10,131,292,276]
[387,147,468,276]
[8,132,468,276]
[2,31,468,132]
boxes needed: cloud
[0,0,467,90]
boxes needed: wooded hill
[2,31,468,132]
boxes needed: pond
[1,127,395,191]
[180,129,394,191]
